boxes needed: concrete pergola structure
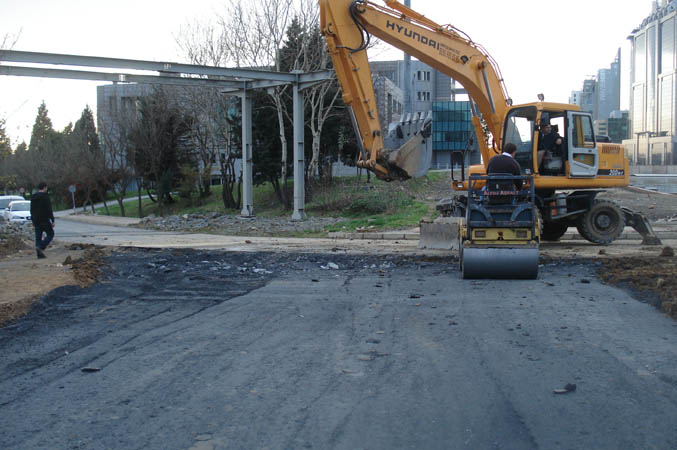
[0,50,333,220]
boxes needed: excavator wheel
[541,221,569,241]
[576,199,625,244]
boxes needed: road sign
[69,185,76,213]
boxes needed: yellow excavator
[319,0,660,278]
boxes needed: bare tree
[178,86,224,201]
[177,0,297,209]
[288,4,342,182]
[99,95,139,217]
[175,20,230,67]
[0,30,20,51]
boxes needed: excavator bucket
[418,217,461,250]
[461,245,539,279]
[381,112,433,179]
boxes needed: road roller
[458,174,540,279]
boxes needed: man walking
[30,182,55,259]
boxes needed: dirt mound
[68,246,109,287]
[0,244,110,328]
[0,233,30,258]
[598,249,677,318]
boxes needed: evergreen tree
[279,17,307,72]
[28,101,55,153]
[130,87,192,214]
[0,118,11,159]
[73,106,100,153]
[0,119,12,193]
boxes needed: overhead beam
[0,66,253,88]
[0,49,336,222]
[0,50,331,84]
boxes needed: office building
[623,0,677,165]
[569,90,583,106]
[97,83,234,184]
[432,101,480,168]
[581,78,596,117]
[370,60,453,112]
[370,60,478,167]
[372,75,404,136]
[596,50,621,122]
[608,110,631,143]
[570,50,620,128]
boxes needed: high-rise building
[571,51,620,131]
[581,78,597,117]
[624,0,677,165]
[596,49,621,121]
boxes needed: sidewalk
[60,212,677,242]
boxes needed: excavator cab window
[504,106,537,174]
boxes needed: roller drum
[462,246,538,279]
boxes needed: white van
[0,195,26,222]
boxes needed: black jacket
[487,154,523,189]
[539,131,562,151]
[30,191,54,224]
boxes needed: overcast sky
[0,0,655,146]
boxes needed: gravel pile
[0,221,33,239]
[0,222,33,258]
[136,213,345,235]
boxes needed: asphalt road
[1,249,675,450]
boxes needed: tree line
[0,0,360,216]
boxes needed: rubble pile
[0,222,33,258]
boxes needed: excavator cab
[503,105,599,179]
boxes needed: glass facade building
[432,101,479,167]
[625,0,677,165]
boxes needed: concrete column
[292,76,307,221]
[241,90,254,217]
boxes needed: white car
[0,195,24,210]
[0,196,25,223]
[2,200,32,224]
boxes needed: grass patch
[95,173,442,231]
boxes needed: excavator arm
[320,0,512,180]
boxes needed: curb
[328,232,419,241]
[60,215,142,227]
[328,228,677,241]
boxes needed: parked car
[0,196,25,222]
[2,200,31,224]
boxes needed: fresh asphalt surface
[1,245,676,449]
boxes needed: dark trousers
[34,221,54,250]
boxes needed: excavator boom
[320,0,511,179]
